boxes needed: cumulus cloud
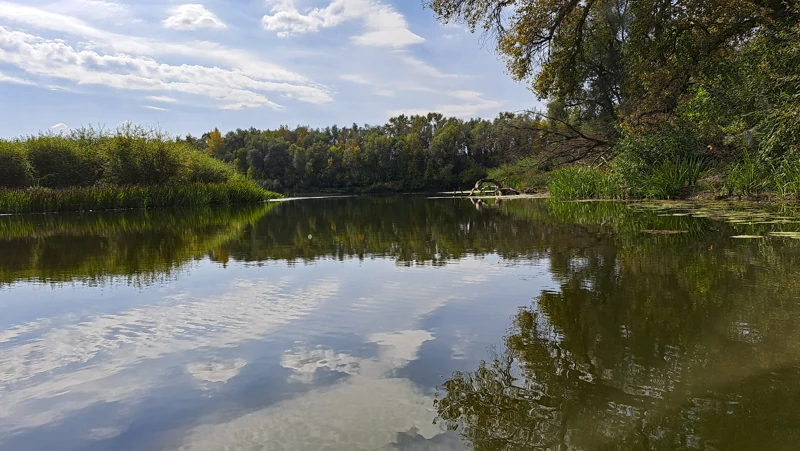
[164,4,227,31]
[50,122,70,131]
[0,1,332,108]
[262,0,424,47]
[0,25,332,109]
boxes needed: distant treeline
[181,112,545,192]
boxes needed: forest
[179,112,542,192]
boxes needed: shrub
[487,156,548,191]
[25,135,102,188]
[101,126,184,186]
[615,126,707,198]
[0,140,33,188]
[182,150,235,184]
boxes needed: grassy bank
[0,182,276,214]
[489,126,800,202]
[0,125,279,213]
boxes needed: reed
[0,182,279,214]
[547,166,623,200]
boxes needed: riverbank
[0,126,280,214]
[0,182,279,214]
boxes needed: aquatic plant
[0,181,279,214]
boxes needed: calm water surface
[1,196,800,450]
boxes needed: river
[1,196,799,450]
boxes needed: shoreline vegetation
[0,125,279,214]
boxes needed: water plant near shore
[0,182,277,214]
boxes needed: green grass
[0,125,281,213]
[547,166,623,200]
[0,181,280,214]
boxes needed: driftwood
[468,178,521,197]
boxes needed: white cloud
[262,0,424,48]
[0,25,332,109]
[50,0,131,20]
[339,73,370,84]
[164,4,227,31]
[388,91,504,118]
[50,122,70,131]
[402,56,461,79]
[373,88,393,97]
[0,70,34,85]
[143,105,168,111]
[146,95,178,103]
[0,2,321,85]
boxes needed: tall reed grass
[547,166,623,200]
[0,125,280,213]
[0,182,277,214]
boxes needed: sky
[0,0,539,138]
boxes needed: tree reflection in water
[435,202,800,450]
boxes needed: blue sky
[0,0,538,138]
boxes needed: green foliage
[0,182,278,214]
[195,112,545,193]
[0,126,255,212]
[614,126,707,199]
[487,156,548,191]
[547,166,621,200]
[101,126,185,186]
[25,135,102,188]
[724,151,771,198]
[0,141,33,188]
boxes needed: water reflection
[436,201,800,451]
[1,197,799,450]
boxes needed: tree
[203,128,225,160]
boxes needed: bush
[0,141,33,188]
[182,151,235,184]
[487,156,548,191]
[547,166,622,199]
[101,127,185,186]
[25,135,102,188]
[615,126,707,198]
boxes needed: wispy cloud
[164,4,227,31]
[262,0,424,47]
[0,71,35,85]
[402,56,461,79]
[143,105,169,111]
[146,95,178,103]
[388,91,503,118]
[49,0,131,20]
[339,74,370,85]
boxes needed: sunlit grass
[0,182,279,214]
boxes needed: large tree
[424,0,797,133]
